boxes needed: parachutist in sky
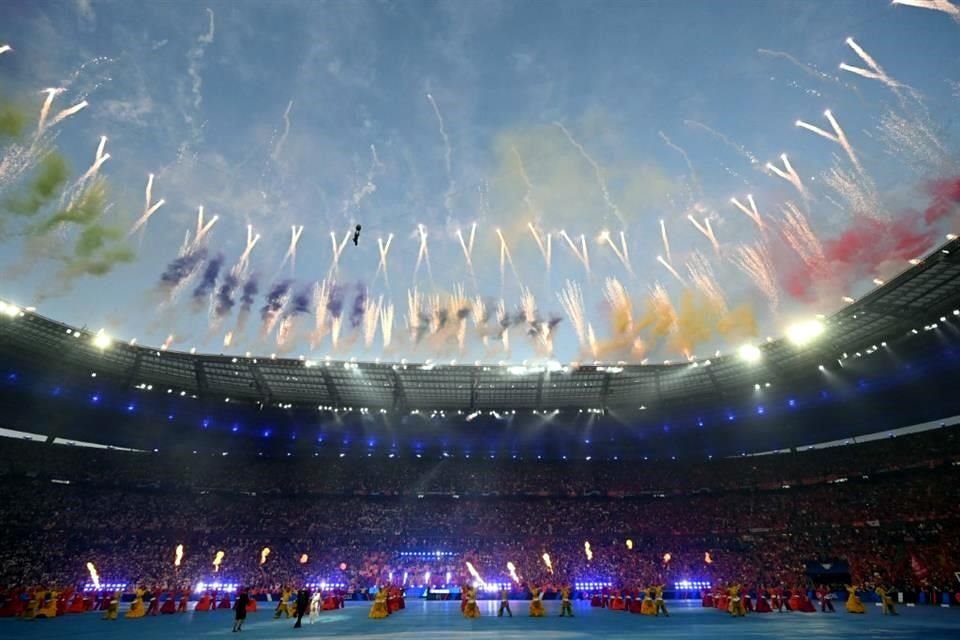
[353,224,362,246]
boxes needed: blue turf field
[2,600,959,639]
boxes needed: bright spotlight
[786,319,825,347]
[0,302,21,318]
[738,344,762,363]
[92,330,112,350]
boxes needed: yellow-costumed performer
[35,590,58,618]
[559,586,574,617]
[876,586,898,616]
[274,586,293,618]
[463,586,480,618]
[728,584,746,617]
[845,585,865,614]
[655,584,669,617]
[368,588,389,619]
[125,587,145,619]
[22,592,40,620]
[529,586,545,617]
[641,586,656,615]
[102,591,120,620]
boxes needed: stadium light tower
[786,319,825,347]
[738,344,762,364]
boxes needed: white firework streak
[276,314,295,348]
[327,230,351,278]
[49,100,89,128]
[603,277,634,329]
[375,234,394,286]
[223,331,233,347]
[279,224,305,274]
[406,287,424,341]
[553,121,626,226]
[586,323,598,359]
[495,227,520,288]
[428,294,443,335]
[730,195,764,230]
[756,49,850,89]
[37,88,64,134]
[127,173,166,237]
[455,222,477,281]
[891,0,959,21]
[557,280,588,350]
[60,136,109,212]
[659,131,702,199]
[270,100,294,161]
[823,164,882,218]
[236,225,261,274]
[380,302,394,349]
[598,229,633,276]
[765,153,806,198]
[732,242,779,308]
[450,285,469,351]
[414,223,432,282]
[363,296,381,348]
[796,110,864,176]
[559,229,591,276]
[426,93,455,216]
[840,37,917,103]
[512,145,538,220]
[471,296,487,329]
[342,144,383,216]
[877,109,948,170]
[0,44,11,55]
[330,315,343,350]
[656,255,686,286]
[528,223,552,272]
[190,206,219,250]
[686,252,727,312]
[684,119,760,166]
[687,214,721,254]
[659,219,673,264]
[520,286,537,325]
[186,8,215,113]
[262,289,291,338]
[311,279,331,348]
[779,201,825,268]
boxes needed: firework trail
[686,252,727,312]
[237,225,261,273]
[495,228,520,289]
[559,229,591,276]
[363,295,381,347]
[766,153,806,198]
[892,0,959,21]
[127,173,166,238]
[604,277,634,333]
[49,100,89,128]
[37,88,63,134]
[512,145,539,219]
[877,109,949,171]
[375,233,394,286]
[659,131,702,199]
[426,93,456,217]
[58,136,108,212]
[756,48,855,90]
[175,544,184,567]
[528,223,553,272]
[407,288,425,344]
[192,253,223,308]
[279,224,304,274]
[380,302,394,349]
[684,119,760,166]
[779,201,825,268]
[187,206,220,251]
[598,230,633,276]
[451,285,470,351]
[414,223,432,282]
[86,562,100,590]
[542,553,554,574]
[342,144,383,217]
[557,280,589,351]
[277,285,312,348]
[260,279,292,337]
[656,255,686,285]
[328,230,351,277]
[270,100,294,161]
[215,227,260,321]
[553,121,625,226]
[309,279,332,348]
[507,562,521,584]
[0,44,11,55]
[796,110,864,175]
[687,213,720,254]
[160,247,208,293]
[161,334,175,351]
[455,223,477,283]
[659,219,673,264]
[730,194,764,230]
[840,37,916,103]
[823,165,882,218]
[732,242,779,308]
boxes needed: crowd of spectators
[0,426,958,597]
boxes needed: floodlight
[738,344,762,363]
[785,319,825,347]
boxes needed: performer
[22,591,40,620]
[876,586,898,616]
[233,589,249,632]
[368,587,389,619]
[754,587,772,613]
[274,586,293,618]
[845,585,866,614]
[728,584,746,617]
[641,586,656,615]
[559,585,574,617]
[293,588,309,628]
[102,591,120,621]
[125,587,146,619]
[498,588,512,617]
[654,584,669,617]
[817,585,836,612]
[309,590,321,624]
[529,585,546,617]
[177,589,189,613]
[463,585,480,619]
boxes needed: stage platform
[2,600,959,639]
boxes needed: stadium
[2,1,960,639]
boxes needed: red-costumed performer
[218,592,231,609]
[177,590,189,613]
[754,587,773,613]
[67,592,86,614]
[160,592,176,614]
[195,591,213,612]
[701,589,714,608]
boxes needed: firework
[663,552,672,564]
[584,541,593,562]
[328,230,351,277]
[823,165,881,219]
[553,121,625,226]
[380,302,394,349]
[426,93,455,216]
[603,277,634,336]
[300,554,309,565]
[528,222,552,272]
[375,234,394,286]
[455,222,477,283]
[840,37,914,102]
[237,225,261,273]
[542,553,554,574]
[656,255,686,285]
[175,544,184,567]
[705,551,713,564]
[271,100,294,161]
[732,242,779,308]
[892,0,960,19]
[877,109,948,171]
[559,229,590,276]
[686,252,727,312]
[626,539,634,550]
[127,174,166,238]
[414,223,432,281]
[796,110,863,175]
[765,153,806,198]
[0,44,11,55]
[558,280,588,350]
[260,280,292,337]
[598,229,633,276]
[495,227,518,288]
[363,296,381,347]
[86,562,100,590]
[780,201,825,267]
[659,131,702,199]
[507,562,521,583]
[342,144,383,216]
[730,195,764,230]
[687,213,720,254]
[260,547,271,565]
[213,550,225,572]
[188,206,220,251]
[280,225,304,274]
[465,561,486,587]
[331,315,343,349]
[756,48,850,89]
[513,144,538,219]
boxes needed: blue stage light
[126,403,135,412]
[232,424,239,433]
[202,418,210,428]
[788,399,796,407]
[756,405,765,415]
[90,393,101,404]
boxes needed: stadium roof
[3,238,960,414]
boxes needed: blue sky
[0,0,958,363]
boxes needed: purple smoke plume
[239,275,259,312]
[159,247,208,287]
[192,253,224,302]
[327,284,344,318]
[214,272,240,317]
[261,279,293,320]
[350,285,367,328]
